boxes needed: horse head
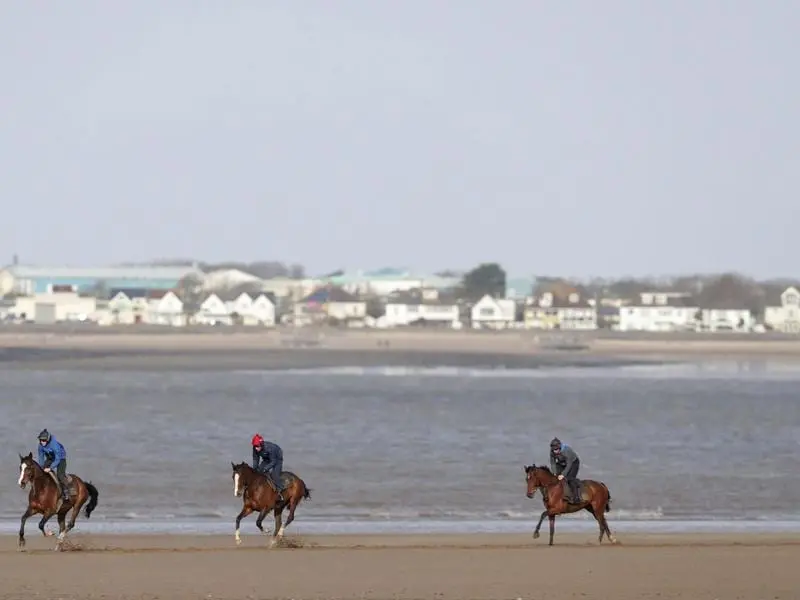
[524,463,556,498]
[231,461,252,497]
[18,452,37,490]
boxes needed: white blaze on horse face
[233,473,240,496]
[18,463,26,487]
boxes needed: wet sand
[2,532,798,599]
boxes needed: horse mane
[526,463,554,476]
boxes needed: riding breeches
[563,459,580,499]
[260,459,283,492]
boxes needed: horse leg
[18,508,33,549]
[283,498,299,531]
[55,509,68,549]
[548,514,556,546]
[38,512,55,537]
[585,504,604,543]
[234,506,253,546]
[600,511,617,544]
[271,507,284,547]
[255,508,270,534]
[533,509,548,539]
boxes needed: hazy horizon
[1,2,797,278]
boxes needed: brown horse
[231,461,311,546]
[18,452,99,550]
[524,464,617,546]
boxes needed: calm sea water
[2,362,799,535]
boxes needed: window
[479,307,495,317]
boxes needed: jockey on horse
[37,429,70,503]
[549,437,582,504]
[251,434,284,503]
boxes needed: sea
[2,360,799,536]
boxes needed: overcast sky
[1,2,797,278]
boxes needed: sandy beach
[2,328,800,370]
[2,532,798,599]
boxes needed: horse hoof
[533,532,540,539]
[235,538,242,546]
[45,529,55,537]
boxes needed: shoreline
[2,532,797,599]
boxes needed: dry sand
[2,532,798,599]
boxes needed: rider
[549,437,581,504]
[251,434,284,502]
[37,429,70,502]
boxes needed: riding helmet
[550,437,561,450]
[251,433,264,447]
[38,429,51,443]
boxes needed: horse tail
[84,481,99,518]
[303,486,312,501]
[602,483,612,513]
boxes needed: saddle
[48,472,75,497]
[561,478,586,504]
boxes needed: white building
[10,292,98,323]
[470,294,516,329]
[384,300,460,327]
[617,292,698,332]
[764,286,800,333]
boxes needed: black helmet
[550,437,561,450]
[37,429,51,443]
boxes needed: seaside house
[196,293,232,326]
[383,289,461,328]
[617,292,698,332]
[764,286,800,333]
[524,287,597,330]
[146,291,186,326]
[225,291,277,326]
[249,293,277,327]
[470,294,516,329]
[699,301,754,332]
[295,286,366,325]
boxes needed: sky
[1,1,797,279]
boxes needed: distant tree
[461,263,506,301]
[365,297,386,319]
[84,279,109,299]
[288,264,305,279]
[176,273,205,324]
[698,273,762,313]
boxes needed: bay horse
[524,464,617,546]
[18,452,99,550]
[231,461,311,547]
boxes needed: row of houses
[3,284,800,333]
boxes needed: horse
[524,463,617,546]
[17,452,99,550]
[231,461,311,547]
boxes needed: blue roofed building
[0,264,204,297]
[319,267,461,297]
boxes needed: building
[470,294,517,329]
[383,289,460,328]
[320,268,460,297]
[764,286,800,333]
[11,292,98,323]
[617,292,698,332]
[294,286,367,324]
[0,264,203,297]
[524,288,597,330]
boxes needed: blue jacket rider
[37,429,70,502]
[251,433,284,502]
[549,437,581,504]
